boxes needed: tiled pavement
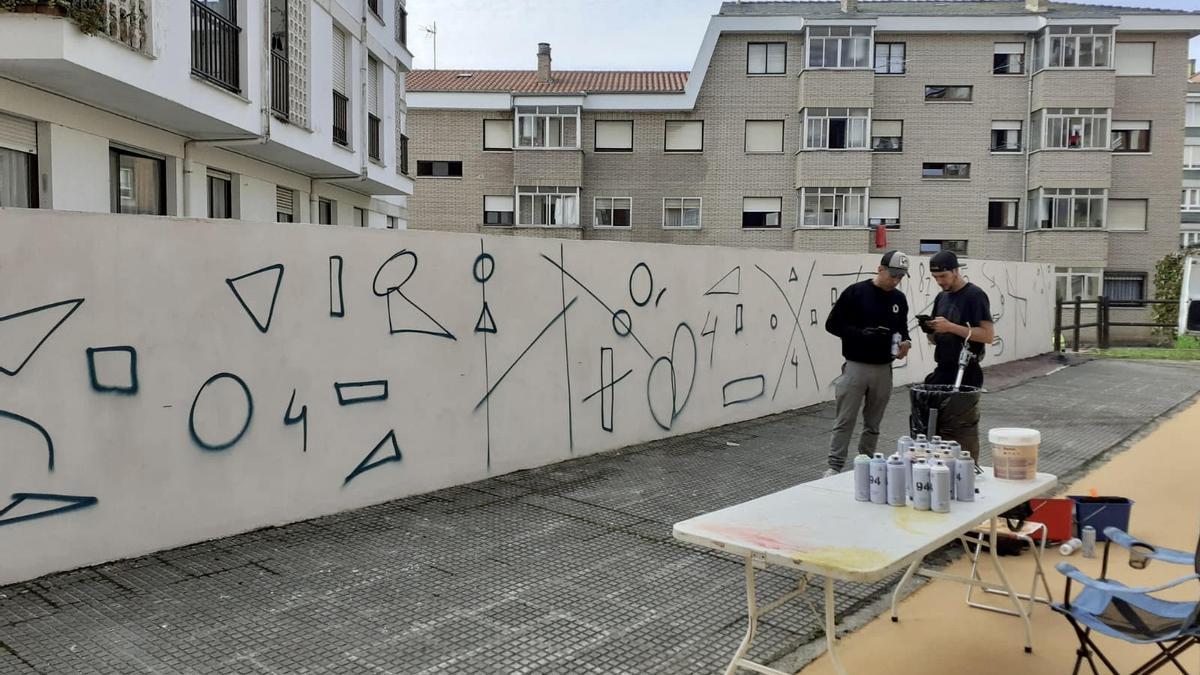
[2,357,1199,674]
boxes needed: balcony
[1031,69,1115,111]
[1029,150,1111,189]
[190,0,240,93]
[1025,229,1109,267]
[798,69,874,110]
[513,148,582,186]
[795,150,872,189]
[332,91,349,147]
[270,51,289,119]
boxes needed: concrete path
[1,357,1198,674]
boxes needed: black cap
[879,250,909,277]
[929,250,960,272]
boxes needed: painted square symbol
[87,346,138,395]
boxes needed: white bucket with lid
[989,428,1041,481]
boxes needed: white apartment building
[0,0,412,227]
[1185,71,1200,248]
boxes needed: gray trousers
[827,361,893,471]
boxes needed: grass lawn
[1095,348,1200,360]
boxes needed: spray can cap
[934,459,946,467]
[916,458,927,465]
[873,453,885,459]
[959,450,972,459]
[855,453,871,463]
[888,454,902,462]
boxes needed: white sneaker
[822,468,839,479]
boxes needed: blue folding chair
[1051,526,1199,675]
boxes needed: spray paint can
[897,435,914,456]
[853,453,871,502]
[931,435,943,447]
[886,454,906,507]
[1060,538,1083,556]
[915,434,927,445]
[891,332,902,357]
[930,460,952,513]
[903,448,916,500]
[941,450,957,500]
[955,450,976,502]
[912,459,932,511]
[1081,526,1097,559]
[869,453,887,505]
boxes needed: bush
[1177,335,1200,350]
[1151,246,1200,339]
[0,1,106,36]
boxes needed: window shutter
[767,43,786,72]
[748,44,767,73]
[992,120,1022,130]
[0,112,37,154]
[1115,42,1153,75]
[332,28,347,94]
[745,120,783,152]
[869,197,901,220]
[1107,199,1146,231]
[276,186,294,215]
[743,197,781,212]
[872,121,902,137]
[1112,120,1150,131]
[484,195,513,211]
[368,58,379,115]
[994,42,1024,54]
[665,121,703,151]
[595,121,633,150]
[484,119,512,149]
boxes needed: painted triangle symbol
[0,492,98,527]
[475,302,498,334]
[226,264,284,334]
[344,430,403,484]
[0,299,85,377]
[789,267,799,282]
[703,267,741,296]
[386,291,455,339]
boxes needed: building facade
[407,0,1200,311]
[0,0,412,227]
[1185,72,1200,249]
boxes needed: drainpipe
[181,0,273,217]
[1021,37,1034,263]
[359,0,370,183]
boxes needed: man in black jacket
[822,251,912,477]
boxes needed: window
[1114,42,1154,75]
[664,120,703,152]
[353,207,365,227]
[1104,272,1145,304]
[387,215,398,229]
[207,170,232,218]
[1055,267,1103,300]
[367,56,381,161]
[1031,188,1106,229]
[988,199,1019,230]
[663,198,702,229]
[0,147,37,208]
[1111,121,1150,153]
[516,106,580,149]
[484,195,514,226]
[1185,146,1200,169]
[922,162,971,179]
[1107,199,1147,232]
[993,43,1025,74]
[745,120,784,153]
[1182,189,1200,211]
[804,108,869,150]
[991,121,1022,152]
[483,119,512,151]
[1183,231,1200,248]
[742,197,782,228]
[276,185,294,223]
[416,160,463,177]
[594,120,633,152]
[874,42,905,74]
[806,26,872,69]
[1042,26,1113,69]
[799,187,866,227]
[1188,102,1200,127]
[1034,108,1110,150]
[920,240,968,255]
[747,42,786,74]
[110,148,165,215]
[594,197,631,227]
[396,3,406,45]
[925,86,973,102]
[871,120,902,152]
[517,186,579,226]
[868,197,900,229]
[318,198,334,225]
[367,0,379,17]
[332,27,350,147]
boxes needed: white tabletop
[672,467,1057,582]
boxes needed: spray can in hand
[1081,526,1097,559]
[853,453,871,502]
[869,453,888,504]
[886,454,906,507]
[955,450,976,502]
[912,459,932,511]
[931,460,952,513]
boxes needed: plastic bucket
[1070,496,1134,542]
[1028,498,1074,542]
[988,427,1040,480]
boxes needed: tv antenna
[420,21,437,69]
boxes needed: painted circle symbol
[473,252,495,284]
[612,309,633,337]
[188,372,253,452]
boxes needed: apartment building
[407,0,1200,311]
[0,0,412,227]
[1185,72,1200,249]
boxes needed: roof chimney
[840,0,857,12]
[537,43,552,84]
[1025,0,1049,13]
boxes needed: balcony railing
[271,51,289,119]
[191,0,240,93]
[368,114,381,161]
[332,91,349,146]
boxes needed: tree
[1151,245,1200,339]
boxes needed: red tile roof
[407,70,688,94]
[1191,72,1200,83]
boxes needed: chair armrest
[1056,563,1200,595]
[1103,528,1196,567]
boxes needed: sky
[405,0,1200,72]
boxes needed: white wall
[0,211,1055,584]
[41,124,108,212]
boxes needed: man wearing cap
[822,250,912,478]
[921,250,994,459]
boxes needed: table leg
[890,559,921,622]
[725,555,759,675]
[988,515,1035,653]
[824,575,848,675]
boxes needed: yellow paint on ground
[797,547,892,575]
[800,399,1200,675]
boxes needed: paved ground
[2,357,1198,675]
